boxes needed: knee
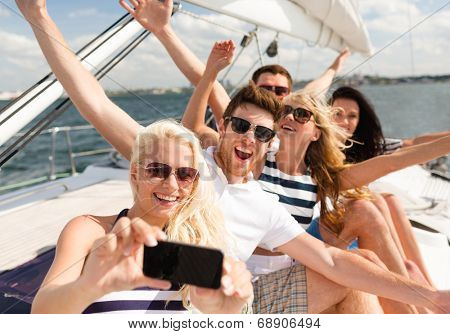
[345,200,390,236]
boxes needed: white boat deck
[0,164,449,291]
[0,165,132,271]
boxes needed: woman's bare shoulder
[58,213,118,247]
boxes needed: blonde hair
[284,91,360,234]
[130,119,226,306]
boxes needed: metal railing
[0,118,154,192]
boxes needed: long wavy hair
[283,91,355,234]
[130,119,226,306]
[330,86,385,162]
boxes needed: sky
[0,0,449,92]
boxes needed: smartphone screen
[143,241,224,289]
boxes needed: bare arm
[339,135,450,190]
[32,216,170,313]
[181,41,235,147]
[302,49,351,98]
[278,233,446,313]
[32,216,109,313]
[120,0,231,122]
[402,130,450,147]
[18,0,140,160]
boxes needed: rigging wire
[0,12,133,122]
[177,8,248,35]
[0,30,150,167]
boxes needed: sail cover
[184,0,372,55]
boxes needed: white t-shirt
[203,147,304,262]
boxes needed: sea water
[0,82,449,193]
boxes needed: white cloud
[68,8,98,19]
[0,6,11,17]
[1,1,449,92]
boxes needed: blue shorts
[306,217,359,250]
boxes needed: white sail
[0,19,145,147]
[184,0,372,55]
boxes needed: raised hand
[78,217,171,297]
[16,0,48,21]
[330,48,351,73]
[119,0,173,35]
[190,257,253,314]
[205,40,236,74]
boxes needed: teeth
[154,193,177,202]
[236,146,252,154]
[282,125,295,131]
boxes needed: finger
[112,217,133,255]
[91,233,118,257]
[222,257,233,276]
[137,276,172,290]
[130,218,166,246]
[233,270,253,298]
[119,0,136,15]
[129,0,140,9]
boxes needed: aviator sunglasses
[225,116,276,143]
[259,85,290,97]
[140,162,198,185]
[282,105,313,124]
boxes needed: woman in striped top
[30,119,252,314]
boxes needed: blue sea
[0,82,449,194]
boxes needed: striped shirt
[258,152,318,229]
[82,287,187,314]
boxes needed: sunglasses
[259,85,290,97]
[140,162,198,185]
[225,116,276,143]
[282,105,313,124]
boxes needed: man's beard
[216,140,253,178]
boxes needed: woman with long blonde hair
[31,119,252,314]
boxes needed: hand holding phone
[143,241,224,289]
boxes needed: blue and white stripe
[258,152,318,229]
[83,287,187,314]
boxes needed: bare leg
[319,199,417,313]
[370,193,406,258]
[306,267,383,314]
[381,193,435,287]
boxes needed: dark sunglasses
[141,162,198,184]
[283,105,313,124]
[225,116,276,143]
[259,85,290,96]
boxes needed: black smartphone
[143,241,224,289]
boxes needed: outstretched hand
[78,217,171,298]
[330,48,351,73]
[190,257,253,314]
[119,0,173,35]
[206,40,236,74]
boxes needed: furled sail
[184,0,372,55]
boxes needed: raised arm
[302,48,351,98]
[339,135,450,190]
[278,232,448,313]
[402,130,450,147]
[120,0,231,122]
[181,40,235,148]
[17,0,140,160]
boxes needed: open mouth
[153,192,179,206]
[281,124,296,133]
[234,146,253,161]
